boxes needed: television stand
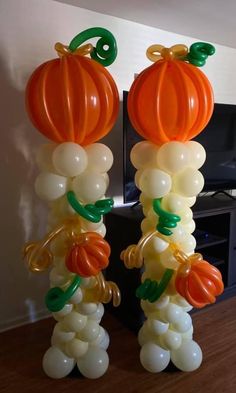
[105,196,236,331]
[211,190,236,200]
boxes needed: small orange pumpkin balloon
[65,232,110,277]
[175,252,224,308]
[128,44,214,145]
[25,30,119,145]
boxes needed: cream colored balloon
[130,141,158,169]
[77,347,109,379]
[140,342,170,372]
[172,312,192,333]
[62,311,87,332]
[186,141,206,169]
[85,143,113,173]
[52,142,88,177]
[72,171,107,203]
[36,143,56,172]
[161,192,186,213]
[172,167,204,197]
[179,234,196,253]
[78,320,100,342]
[139,168,172,199]
[162,303,183,324]
[178,207,193,223]
[147,318,169,335]
[161,329,182,350]
[157,141,190,174]
[77,302,98,315]
[43,346,75,379]
[80,217,103,231]
[65,338,88,359]
[134,169,143,189]
[52,304,73,319]
[35,172,68,201]
[98,330,110,350]
[69,288,83,304]
[52,322,75,343]
[184,196,196,207]
[170,225,187,243]
[183,219,196,234]
[171,340,202,371]
[94,223,106,237]
[89,303,105,322]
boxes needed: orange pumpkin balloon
[175,256,224,308]
[25,54,119,145]
[128,57,214,145]
[65,232,110,277]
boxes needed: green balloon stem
[153,198,180,236]
[67,191,114,222]
[68,27,117,66]
[187,42,215,67]
[45,275,82,312]
[136,269,174,303]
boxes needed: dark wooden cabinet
[105,196,236,331]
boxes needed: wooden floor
[0,297,236,393]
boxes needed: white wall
[1,0,236,331]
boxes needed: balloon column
[23,28,120,379]
[121,43,224,372]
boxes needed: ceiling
[55,0,236,49]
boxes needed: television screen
[123,91,236,203]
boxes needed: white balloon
[178,207,193,223]
[43,346,75,378]
[77,302,98,315]
[179,234,197,253]
[65,338,88,359]
[98,329,110,350]
[52,323,75,343]
[157,141,190,174]
[77,347,109,379]
[90,326,106,347]
[172,312,192,333]
[89,303,105,322]
[172,167,204,197]
[140,342,170,372]
[93,223,106,237]
[62,311,87,332]
[35,172,68,201]
[72,171,107,203]
[162,303,183,324]
[161,330,182,350]
[130,141,158,169]
[85,143,113,173]
[161,193,186,213]
[52,142,88,177]
[183,219,196,234]
[36,143,56,172]
[147,318,169,335]
[186,141,206,169]
[184,196,196,207]
[80,217,103,231]
[69,288,83,304]
[78,320,100,342]
[171,340,202,371]
[52,304,73,318]
[139,168,172,199]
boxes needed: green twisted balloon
[187,42,215,67]
[67,191,114,223]
[136,269,174,303]
[45,275,82,312]
[69,27,117,66]
[153,198,181,236]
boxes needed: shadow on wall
[0,54,50,331]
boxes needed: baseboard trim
[0,308,50,333]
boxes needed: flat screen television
[123,90,236,203]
